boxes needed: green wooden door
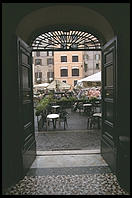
[17,37,36,175]
[101,37,118,173]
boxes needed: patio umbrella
[77,71,101,87]
[78,71,101,83]
[47,80,71,91]
[33,83,49,88]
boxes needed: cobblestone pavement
[34,107,101,151]
[3,174,129,195]
[35,130,101,151]
[35,107,101,151]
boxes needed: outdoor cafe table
[46,113,59,130]
[83,104,92,107]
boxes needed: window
[72,68,79,76]
[72,56,78,62]
[63,80,66,83]
[36,51,40,57]
[72,35,77,40]
[47,72,54,82]
[32,31,101,50]
[60,36,67,49]
[96,63,99,69]
[84,63,88,72]
[47,51,53,56]
[35,72,42,82]
[35,59,42,65]
[35,72,42,78]
[61,56,67,62]
[61,35,67,41]
[61,69,68,77]
[74,80,77,86]
[95,54,100,60]
[47,58,54,65]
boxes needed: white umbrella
[78,71,101,83]
[47,80,71,90]
[33,83,49,88]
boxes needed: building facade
[33,51,54,84]
[54,51,83,89]
[33,50,101,88]
[83,51,101,77]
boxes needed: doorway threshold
[36,149,100,156]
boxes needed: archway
[15,3,116,167]
[31,29,102,154]
[16,4,114,44]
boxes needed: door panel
[17,37,36,174]
[101,37,117,173]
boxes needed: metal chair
[77,102,84,113]
[59,110,69,130]
[38,110,47,131]
[87,101,102,129]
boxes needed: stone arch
[16,4,115,46]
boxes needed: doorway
[31,30,102,154]
[16,25,126,193]
[3,4,130,193]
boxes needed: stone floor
[3,154,129,195]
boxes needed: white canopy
[33,83,49,88]
[47,80,71,90]
[78,71,101,83]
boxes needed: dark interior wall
[2,11,23,188]
[118,28,130,137]
[111,4,130,137]
[2,3,130,188]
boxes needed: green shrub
[35,98,49,116]
[68,96,76,102]
[89,96,97,103]
[60,97,68,101]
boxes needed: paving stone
[3,174,129,195]
[36,130,101,151]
